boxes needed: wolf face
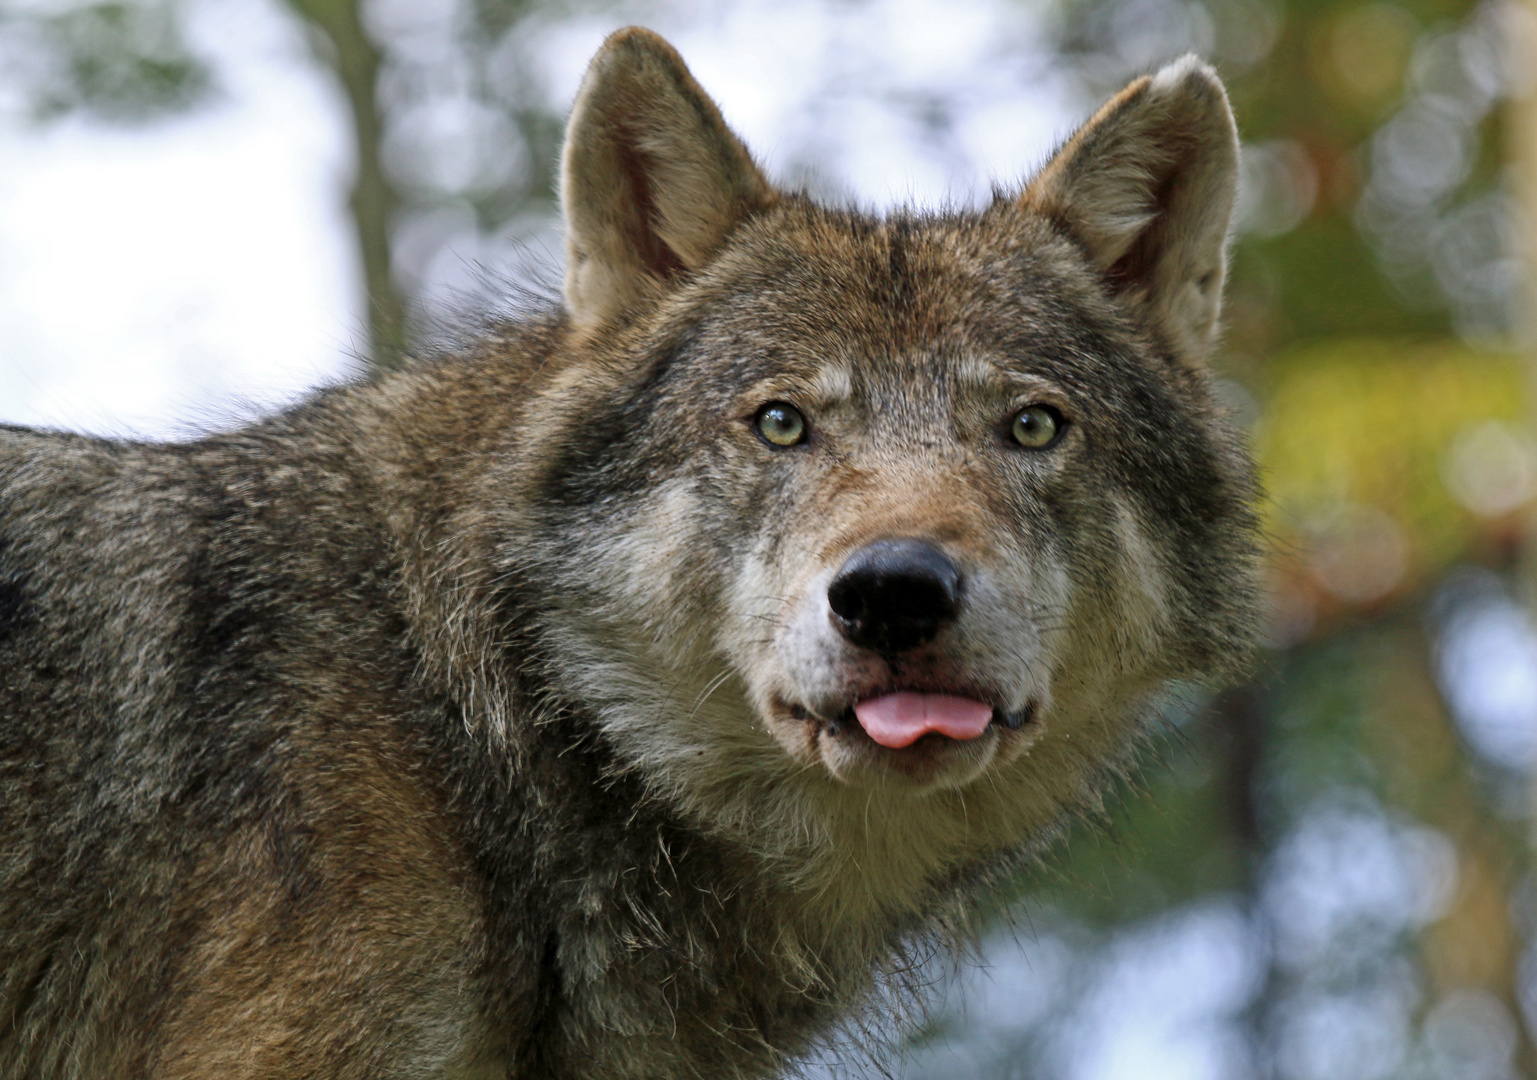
[510,31,1259,848]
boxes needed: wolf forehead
[670,201,1149,370]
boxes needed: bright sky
[0,0,360,437]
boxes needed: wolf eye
[755,402,806,447]
[1009,405,1063,449]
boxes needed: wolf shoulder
[0,410,511,1079]
[0,422,193,684]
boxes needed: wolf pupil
[756,403,806,447]
[1010,405,1061,449]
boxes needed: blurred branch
[283,0,405,368]
[1216,684,1266,868]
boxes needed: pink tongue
[852,693,993,749]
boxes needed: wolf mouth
[785,698,1035,742]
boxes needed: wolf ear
[560,28,776,329]
[1022,57,1239,365]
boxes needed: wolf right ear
[560,28,776,330]
[1022,57,1239,366]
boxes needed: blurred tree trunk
[1214,682,1279,1075]
[284,0,406,369]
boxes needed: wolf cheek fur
[0,26,1261,1080]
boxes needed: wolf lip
[994,703,1034,730]
[852,692,994,749]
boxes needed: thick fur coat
[0,29,1261,1080]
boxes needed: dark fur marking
[537,328,703,514]
[0,535,31,645]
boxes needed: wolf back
[0,28,1261,1080]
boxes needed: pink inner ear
[853,693,993,749]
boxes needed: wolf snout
[826,539,962,654]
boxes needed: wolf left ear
[1022,57,1239,365]
[561,28,776,329]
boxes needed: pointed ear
[560,28,776,329]
[1023,57,1239,365]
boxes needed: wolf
[0,26,1259,1080]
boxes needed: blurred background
[0,0,1532,1075]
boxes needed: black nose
[827,539,962,654]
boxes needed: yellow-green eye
[1010,405,1063,449]
[755,402,806,447]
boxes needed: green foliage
[1259,338,1526,584]
[1021,711,1251,928]
[3,0,210,122]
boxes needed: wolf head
[498,29,1259,877]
